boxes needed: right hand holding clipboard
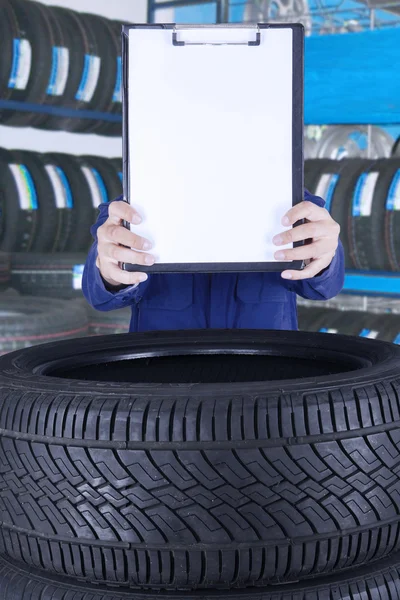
[96,201,153,288]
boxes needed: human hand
[96,201,154,288]
[272,201,340,280]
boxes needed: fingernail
[143,241,152,250]
[281,272,292,279]
[282,216,290,226]
[138,274,148,282]
[273,235,283,245]
[145,255,155,265]
[132,214,142,225]
[275,251,285,260]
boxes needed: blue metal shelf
[343,271,400,296]
[0,99,122,123]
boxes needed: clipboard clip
[172,25,261,47]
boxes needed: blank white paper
[127,26,294,265]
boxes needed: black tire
[87,305,131,335]
[381,161,400,270]
[329,159,373,269]
[2,551,400,600]
[297,307,342,332]
[110,157,123,183]
[392,135,400,157]
[37,7,88,132]
[77,15,122,136]
[81,155,123,201]
[38,7,99,133]
[42,153,97,251]
[0,0,53,127]
[371,313,400,343]
[7,150,60,252]
[10,253,87,299]
[347,159,390,270]
[0,295,88,355]
[1,330,400,588]
[304,159,335,194]
[0,252,10,290]
[0,149,40,252]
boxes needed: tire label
[359,328,378,339]
[394,333,400,344]
[386,169,400,211]
[315,173,339,212]
[81,167,108,208]
[319,328,338,334]
[9,164,38,210]
[352,172,379,217]
[112,56,122,103]
[73,264,84,290]
[75,55,101,102]
[45,165,73,209]
[8,39,32,90]
[46,47,70,96]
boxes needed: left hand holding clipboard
[272,201,341,281]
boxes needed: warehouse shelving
[0,100,122,123]
[343,271,400,296]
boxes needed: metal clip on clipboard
[172,24,261,47]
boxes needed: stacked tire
[298,304,400,343]
[0,1,123,135]
[0,149,122,252]
[305,157,400,270]
[1,329,400,598]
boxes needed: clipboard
[121,23,304,274]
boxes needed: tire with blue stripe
[349,158,400,271]
[9,150,60,252]
[38,7,99,133]
[77,15,122,136]
[329,158,373,269]
[0,149,41,252]
[0,0,53,127]
[10,253,87,299]
[81,155,123,201]
[304,158,334,194]
[42,153,97,251]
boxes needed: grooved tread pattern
[1,379,400,588]
[1,552,400,599]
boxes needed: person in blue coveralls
[82,191,344,332]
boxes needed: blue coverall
[83,190,345,332]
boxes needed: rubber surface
[0,149,39,252]
[10,252,87,299]
[42,153,97,251]
[0,0,53,127]
[349,159,391,270]
[298,306,400,344]
[329,159,374,269]
[9,150,60,252]
[87,304,131,335]
[0,295,88,354]
[0,252,11,290]
[1,550,400,599]
[1,330,400,589]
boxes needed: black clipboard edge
[121,23,305,275]
[124,260,303,274]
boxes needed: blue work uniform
[82,191,345,332]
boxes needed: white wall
[0,0,148,157]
